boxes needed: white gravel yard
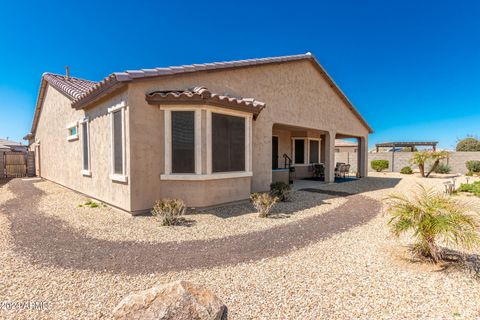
[34,181,346,243]
[1,173,480,319]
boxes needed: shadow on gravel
[3,179,381,275]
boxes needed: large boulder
[113,280,227,320]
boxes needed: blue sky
[0,0,479,149]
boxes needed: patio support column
[324,130,335,183]
[357,136,368,178]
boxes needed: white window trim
[160,106,253,180]
[66,121,78,141]
[109,101,127,183]
[80,117,91,176]
[292,137,322,166]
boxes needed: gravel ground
[1,173,480,319]
[34,181,346,243]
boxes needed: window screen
[171,111,195,173]
[82,122,89,170]
[309,140,319,163]
[294,139,305,164]
[212,113,245,172]
[113,110,123,174]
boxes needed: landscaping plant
[457,181,480,196]
[400,166,413,175]
[466,160,480,175]
[250,193,278,218]
[433,163,451,174]
[151,198,186,226]
[371,160,389,172]
[79,199,99,208]
[410,151,449,177]
[270,181,291,201]
[386,185,480,263]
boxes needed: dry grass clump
[151,199,186,226]
[250,193,278,218]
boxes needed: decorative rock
[113,280,227,320]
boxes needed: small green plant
[433,163,451,174]
[250,193,278,218]
[386,185,480,263]
[270,181,291,201]
[371,160,389,172]
[466,160,480,174]
[400,166,413,175]
[457,181,480,196]
[151,198,186,226]
[80,199,99,208]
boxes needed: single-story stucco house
[0,138,28,153]
[24,53,372,214]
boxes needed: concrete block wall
[27,151,35,177]
[367,152,480,174]
[0,152,4,179]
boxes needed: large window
[81,120,90,175]
[171,111,195,173]
[212,113,245,172]
[294,139,305,164]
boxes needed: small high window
[67,123,78,141]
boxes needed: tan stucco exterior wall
[33,85,131,211]
[127,60,369,212]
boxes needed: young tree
[410,151,449,177]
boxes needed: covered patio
[271,123,368,187]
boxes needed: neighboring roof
[146,87,266,119]
[375,141,438,148]
[27,53,373,139]
[335,139,358,147]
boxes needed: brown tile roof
[146,87,266,118]
[27,53,373,138]
[43,73,97,100]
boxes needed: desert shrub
[371,160,389,172]
[386,185,480,263]
[456,137,480,151]
[151,198,186,226]
[457,181,480,196]
[433,163,451,174]
[466,160,480,174]
[250,193,278,218]
[270,181,291,201]
[400,166,413,175]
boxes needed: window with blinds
[212,113,245,172]
[171,111,195,173]
[82,122,89,170]
[113,110,124,174]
